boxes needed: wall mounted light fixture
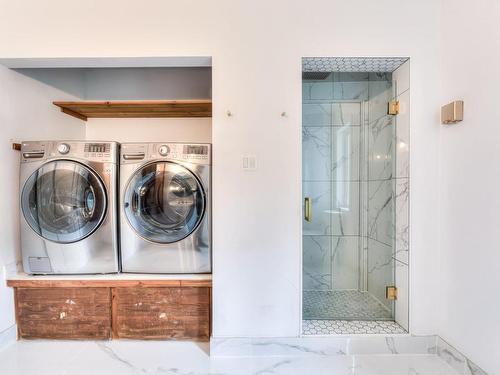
[441,100,464,124]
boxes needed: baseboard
[0,325,17,351]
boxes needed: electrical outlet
[242,155,257,171]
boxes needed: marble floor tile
[0,339,463,375]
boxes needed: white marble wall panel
[303,236,332,290]
[333,82,369,101]
[332,102,361,126]
[331,126,360,182]
[394,178,409,264]
[368,79,393,123]
[392,61,410,97]
[331,181,359,236]
[347,336,436,355]
[436,338,488,375]
[303,182,331,235]
[211,335,437,358]
[302,127,331,181]
[369,115,394,180]
[368,179,394,245]
[369,72,392,82]
[395,90,410,178]
[333,73,369,101]
[331,236,359,290]
[302,103,331,126]
[303,82,312,100]
[310,81,334,100]
[394,260,409,330]
[335,72,370,81]
[367,238,394,311]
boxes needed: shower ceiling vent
[302,57,408,73]
[302,72,331,80]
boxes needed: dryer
[120,142,211,274]
[20,141,119,274]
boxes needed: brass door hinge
[386,286,398,300]
[304,197,312,222]
[388,100,400,115]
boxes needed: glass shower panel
[303,71,396,321]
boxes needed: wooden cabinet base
[10,280,211,341]
[113,287,210,340]
[16,287,111,340]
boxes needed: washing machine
[20,141,119,274]
[120,142,211,274]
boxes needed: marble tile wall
[366,238,393,310]
[364,73,395,316]
[391,61,410,330]
[362,69,410,329]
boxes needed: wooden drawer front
[16,287,111,339]
[113,287,210,340]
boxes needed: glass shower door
[302,71,396,322]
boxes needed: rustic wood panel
[179,279,212,288]
[113,287,210,340]
[7,279,197,288]
[53,100,212,121]
[16,287,111,340]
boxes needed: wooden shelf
[7,278,212,288]
[53,100,212,121]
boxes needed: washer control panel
[155,143,210,163]
[121,143,211,165]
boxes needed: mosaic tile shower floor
[303,290,393,320]
[302,319,406,335]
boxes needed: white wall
[0,0,443,338]
[0,65,85,336]
[85,118,211,143]
[439,0,500,373]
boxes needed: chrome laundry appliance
[20,141,119,274]
[120,142,211,274]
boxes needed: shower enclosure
[302,57,410,333]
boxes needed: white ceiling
[0,56,212,68]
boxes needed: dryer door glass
[124,161,206,244]
[21,160,107,244]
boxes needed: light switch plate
[242,155,257,171]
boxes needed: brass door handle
[304,197,312,222]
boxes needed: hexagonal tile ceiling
[302,57,408,72]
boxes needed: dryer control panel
[121,143,211,165]
[20,141,118,164]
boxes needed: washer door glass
[21,160,107,244]
[124,161,205,244]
